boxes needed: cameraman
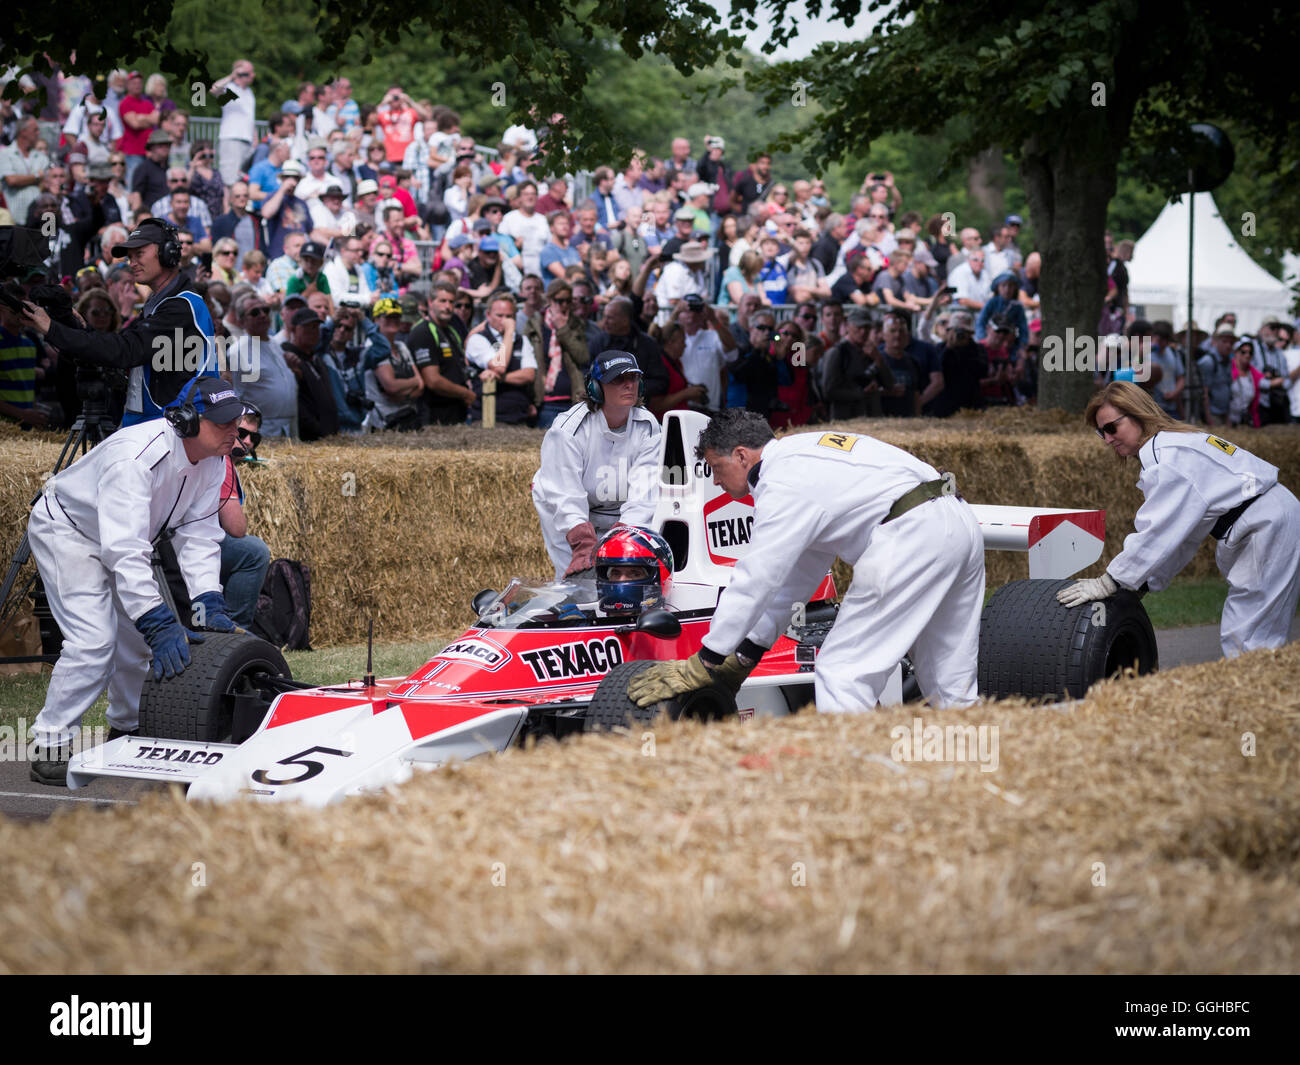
[18,218,218,425]
[324,295,388,432]
[820,306,895,420]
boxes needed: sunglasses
[245,306,269,317]
[551,297,572,306]
[217,249,237,256]
[110,160,125,166]
[86,304,112,314]
[752,324,774,333]
[1095,413,1130,439]
[372,251,391,258]
[237,428,262,446]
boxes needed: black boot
[30,745,72,787]
[107,726,140,741]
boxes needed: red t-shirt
[773,363,812,429]
[118,95,156,156]
[662,356,691,418]
[376,106,418,163]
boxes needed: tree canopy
[5,0,1298,407]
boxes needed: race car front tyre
[978,578,1158,700]
[138,632,293,742]
[583,660,738,731]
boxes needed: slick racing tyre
[978,578,1158,700]
[138,632,293,742]
[583,660,738,731]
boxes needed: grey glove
[1056,573,1119,607]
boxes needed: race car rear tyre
[138,632,292,742]
[583,660,738,731]
[978,578,1158,700]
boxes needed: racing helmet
[595,525,674,615]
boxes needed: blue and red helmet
[595,525,674,615]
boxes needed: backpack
[251,559,313,650]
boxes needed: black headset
[585,354,646,405]
[164,376,203,438]
[140,216,183,269]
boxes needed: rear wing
[968,505,1105,579]
[651,413,1106,609]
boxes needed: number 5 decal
[251,746,352,786]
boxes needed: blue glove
[134,604,205,680]
[191,590,242,633]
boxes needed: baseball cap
[398,292,421,318]
[337,294,365,309]
[65,151,88,165]
[472,218,493,233]
[687,182,717,199]
[704,136,725,151]
[674,206,696,222]
[182,378,244,424]
[146,129,171,147]
[111,219,176,258]
[447,233,472,250]
[290,307,322,328]
[281,292,308,310]
[280,160,306,178]
[479,236,500,253]
[845,306,874,327]
[127,71,143,80]
[591,350,643,382]
[354,178,379,198]
[86,160,114,181]
[373,297,402,317]
[300,240,326,261]
[1005,214,1024,226]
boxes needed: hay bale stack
[1,643,1297,973]
[4,418,1298,645]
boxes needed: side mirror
[471,589,498,616]
[635,608,681,639]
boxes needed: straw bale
[1,641,1297,974]
[4,418,1298,645]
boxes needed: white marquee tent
[1126,191,1294,334]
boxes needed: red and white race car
[68,411,1155,805]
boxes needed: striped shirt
[0,326,37,415]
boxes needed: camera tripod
[0,376,117,666]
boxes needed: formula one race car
[68,411,1157,804]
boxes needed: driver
[595,526,674,617]
[531,350,662,580]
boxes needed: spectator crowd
[3,59,1298,437]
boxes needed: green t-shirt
[286,269,331,296]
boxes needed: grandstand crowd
[2,61,1298,436]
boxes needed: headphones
[164,376,203,438]
[585,355,646,406]
[141,217,183,269]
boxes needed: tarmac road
[3,617,1297,823]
